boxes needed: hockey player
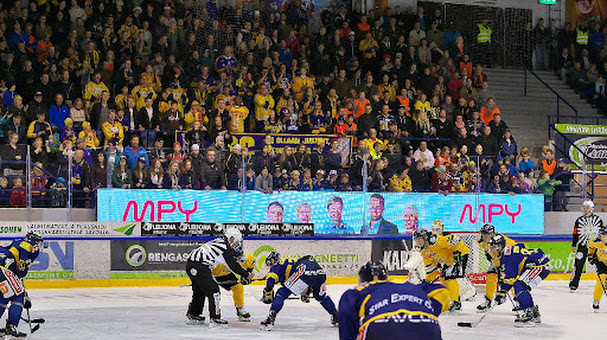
[211,252,256,321]
[490,234,550,327]
[338,261,449,340]
[588,227,607,311]
[428,220,470,311]
[476,223,522,312]
[260,252,337,331]
[185,227,254,325]
[0,231,43,338]
[570,200,604,292]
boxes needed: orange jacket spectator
[480,105,500,125]
[459,61,473,78]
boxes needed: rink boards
[0,236,594,290]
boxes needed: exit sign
[539,0,557,4]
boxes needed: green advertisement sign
[526,241,576,273]
[555,124,607,136]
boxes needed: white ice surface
[17,281,607,340]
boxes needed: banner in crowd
[555,123,607,169]
[99,189,545,234]
[566,0,607,27]
[231,133,352,166]
[110,239,369,278]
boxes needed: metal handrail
[524,67,578,120]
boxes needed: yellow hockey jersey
[212,254,256,277]
[229,106,249,133]
[420,234,470,280]
[589,240,607,265]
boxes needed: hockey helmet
[358,261,388,283]
[598,227,607,236]
[224,227,243,252]
[583,200,595,213]
[413,228,436,248]
[489,234,507,253]
[265,251,281,267]
[431,220,444,234]
[480,223,495,235]
[25,231,44,246]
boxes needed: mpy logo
[114,223,138,236]
[252,245,277,273]
[125,244,147,267]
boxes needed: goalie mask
[431,220,444,235]
[358,261,388,283]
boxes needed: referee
[186,227,254,324]
[570,200,604,292]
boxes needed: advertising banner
[27,241,75,280]
[554,123,607,169]
[0,222,140,239]
[99,189,544,234]
[110,239,370,278]
[140,222,313,237]
[231,133,352,166]
[525,240,578,274]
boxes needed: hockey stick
[26,308,40,334]
[20,316,45,324]
[457,302,496,328]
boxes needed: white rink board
[20,281,607,340]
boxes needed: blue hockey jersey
[497,245,550,291]
[0,239,41,278]
[338,280,449,340]
[266,256,325,290]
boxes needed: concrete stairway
[482,68,598,155]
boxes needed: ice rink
[18,280,607,339]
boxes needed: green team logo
[126,244,147,267]
[114,223,138,236]
[252,245,276,273]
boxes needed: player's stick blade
[457,322,473,327]
[31,324,40,333]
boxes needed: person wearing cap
[123,135,149,170]
[27,111,52,142]
[185,101,208,131]
[77,121,99,149]
[26,91,48,123]
[60,118,77,144]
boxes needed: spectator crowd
[0,0,571,210]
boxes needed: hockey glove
[494,291,507,305]
[240,276,252,285]
[588,252,599,266]
[443,264,461,280]
[24,294,32,309]
[300,287,311,303]
[262,287,274,304]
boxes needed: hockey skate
[185,313,206,325]
[210,318,228,325]
[514,308,536,328]
[236,307,251,322]
[531,305,541,324]
[449,300,462,312]
[593,300,600,312]
[4,322,26,339]
[260,314,275,331]
[330,313,338,327]
[476,297,492,313]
